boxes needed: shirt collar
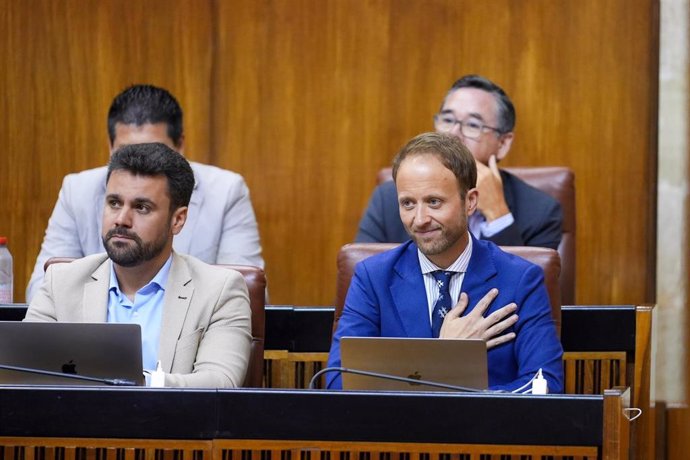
[417,233,473,275]
[191,163,200,191]
[108,254,174,296]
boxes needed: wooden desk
[0,386,630,460]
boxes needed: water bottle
[0,236,13,303]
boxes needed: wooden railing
[262,305,651,392]
[0,304,651,397]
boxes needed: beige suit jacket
[25,252,252,388]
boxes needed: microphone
[309,366,483,392]
[0,364,137,386]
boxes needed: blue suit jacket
[355,171,562,249]
[327,237,564,392]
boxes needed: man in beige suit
[25,143,252,388]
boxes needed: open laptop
[0,322,144,386]
[340,337,488,392]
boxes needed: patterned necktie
[431,270,454,338]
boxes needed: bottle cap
[0,237,6,245]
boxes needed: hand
[475,155,510,221]
[439,288,518,349]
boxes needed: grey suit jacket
[26,161,264,301]
[24,252,252,388]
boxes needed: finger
[447,292,469,318]
[485,303,518,324]
[488,154,501,178]
[468,288,499,316]
[486,332,516,350]
[484,313,519,340]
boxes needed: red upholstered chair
[375,166,575,304]
[215,264,266,388]
[334,243,561,336]
[44,257,265,388]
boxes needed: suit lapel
[460,237,498,313]
[158,253,194,372]
[391,243,432,337]
[82,256,110,322]
[500,170,517,213]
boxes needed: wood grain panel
[0,0,213,301]
[1,0,658,307]
[211,0,657,304]
[666,404,690,460]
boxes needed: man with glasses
[355,75,562,250]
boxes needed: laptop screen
[340,336,487,391]
[0,322,144,386]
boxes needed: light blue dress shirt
[107,255,173,371]
[469,211,515,238]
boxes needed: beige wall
[658,0,689,405]
[656,2,690,456]
[656,0,690,402]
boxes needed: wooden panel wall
[0,0,657,307]
[0,0,214,302]
[666,405,690,460]
[210,0,658,305]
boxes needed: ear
[170,206,188,235]
[465,188,479,216]
[495,132,514,162]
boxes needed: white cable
[531,369,548,395]
[511,369,548,394]
[511,372,538,393]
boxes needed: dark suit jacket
[355,170,563,249]
[326,237,564,392]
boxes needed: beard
[409,223,465,258]
[102,226,169,267]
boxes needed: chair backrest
[44,257,266,388]
[215,264,266,388]
[376,165,575,304]
[334,243,561,336]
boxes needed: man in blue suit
[355,75,562,250]
[328,132,563,392]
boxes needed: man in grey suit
[25,143,252,388]
[26,84,263,301]
[356,75,562,250]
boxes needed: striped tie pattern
[431,270,454,337]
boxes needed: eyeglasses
[433,113,502,139]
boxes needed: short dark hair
[445,75,515,134]
[107,84,184,146]
[107,143,194,211]
[392,132,477,198]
